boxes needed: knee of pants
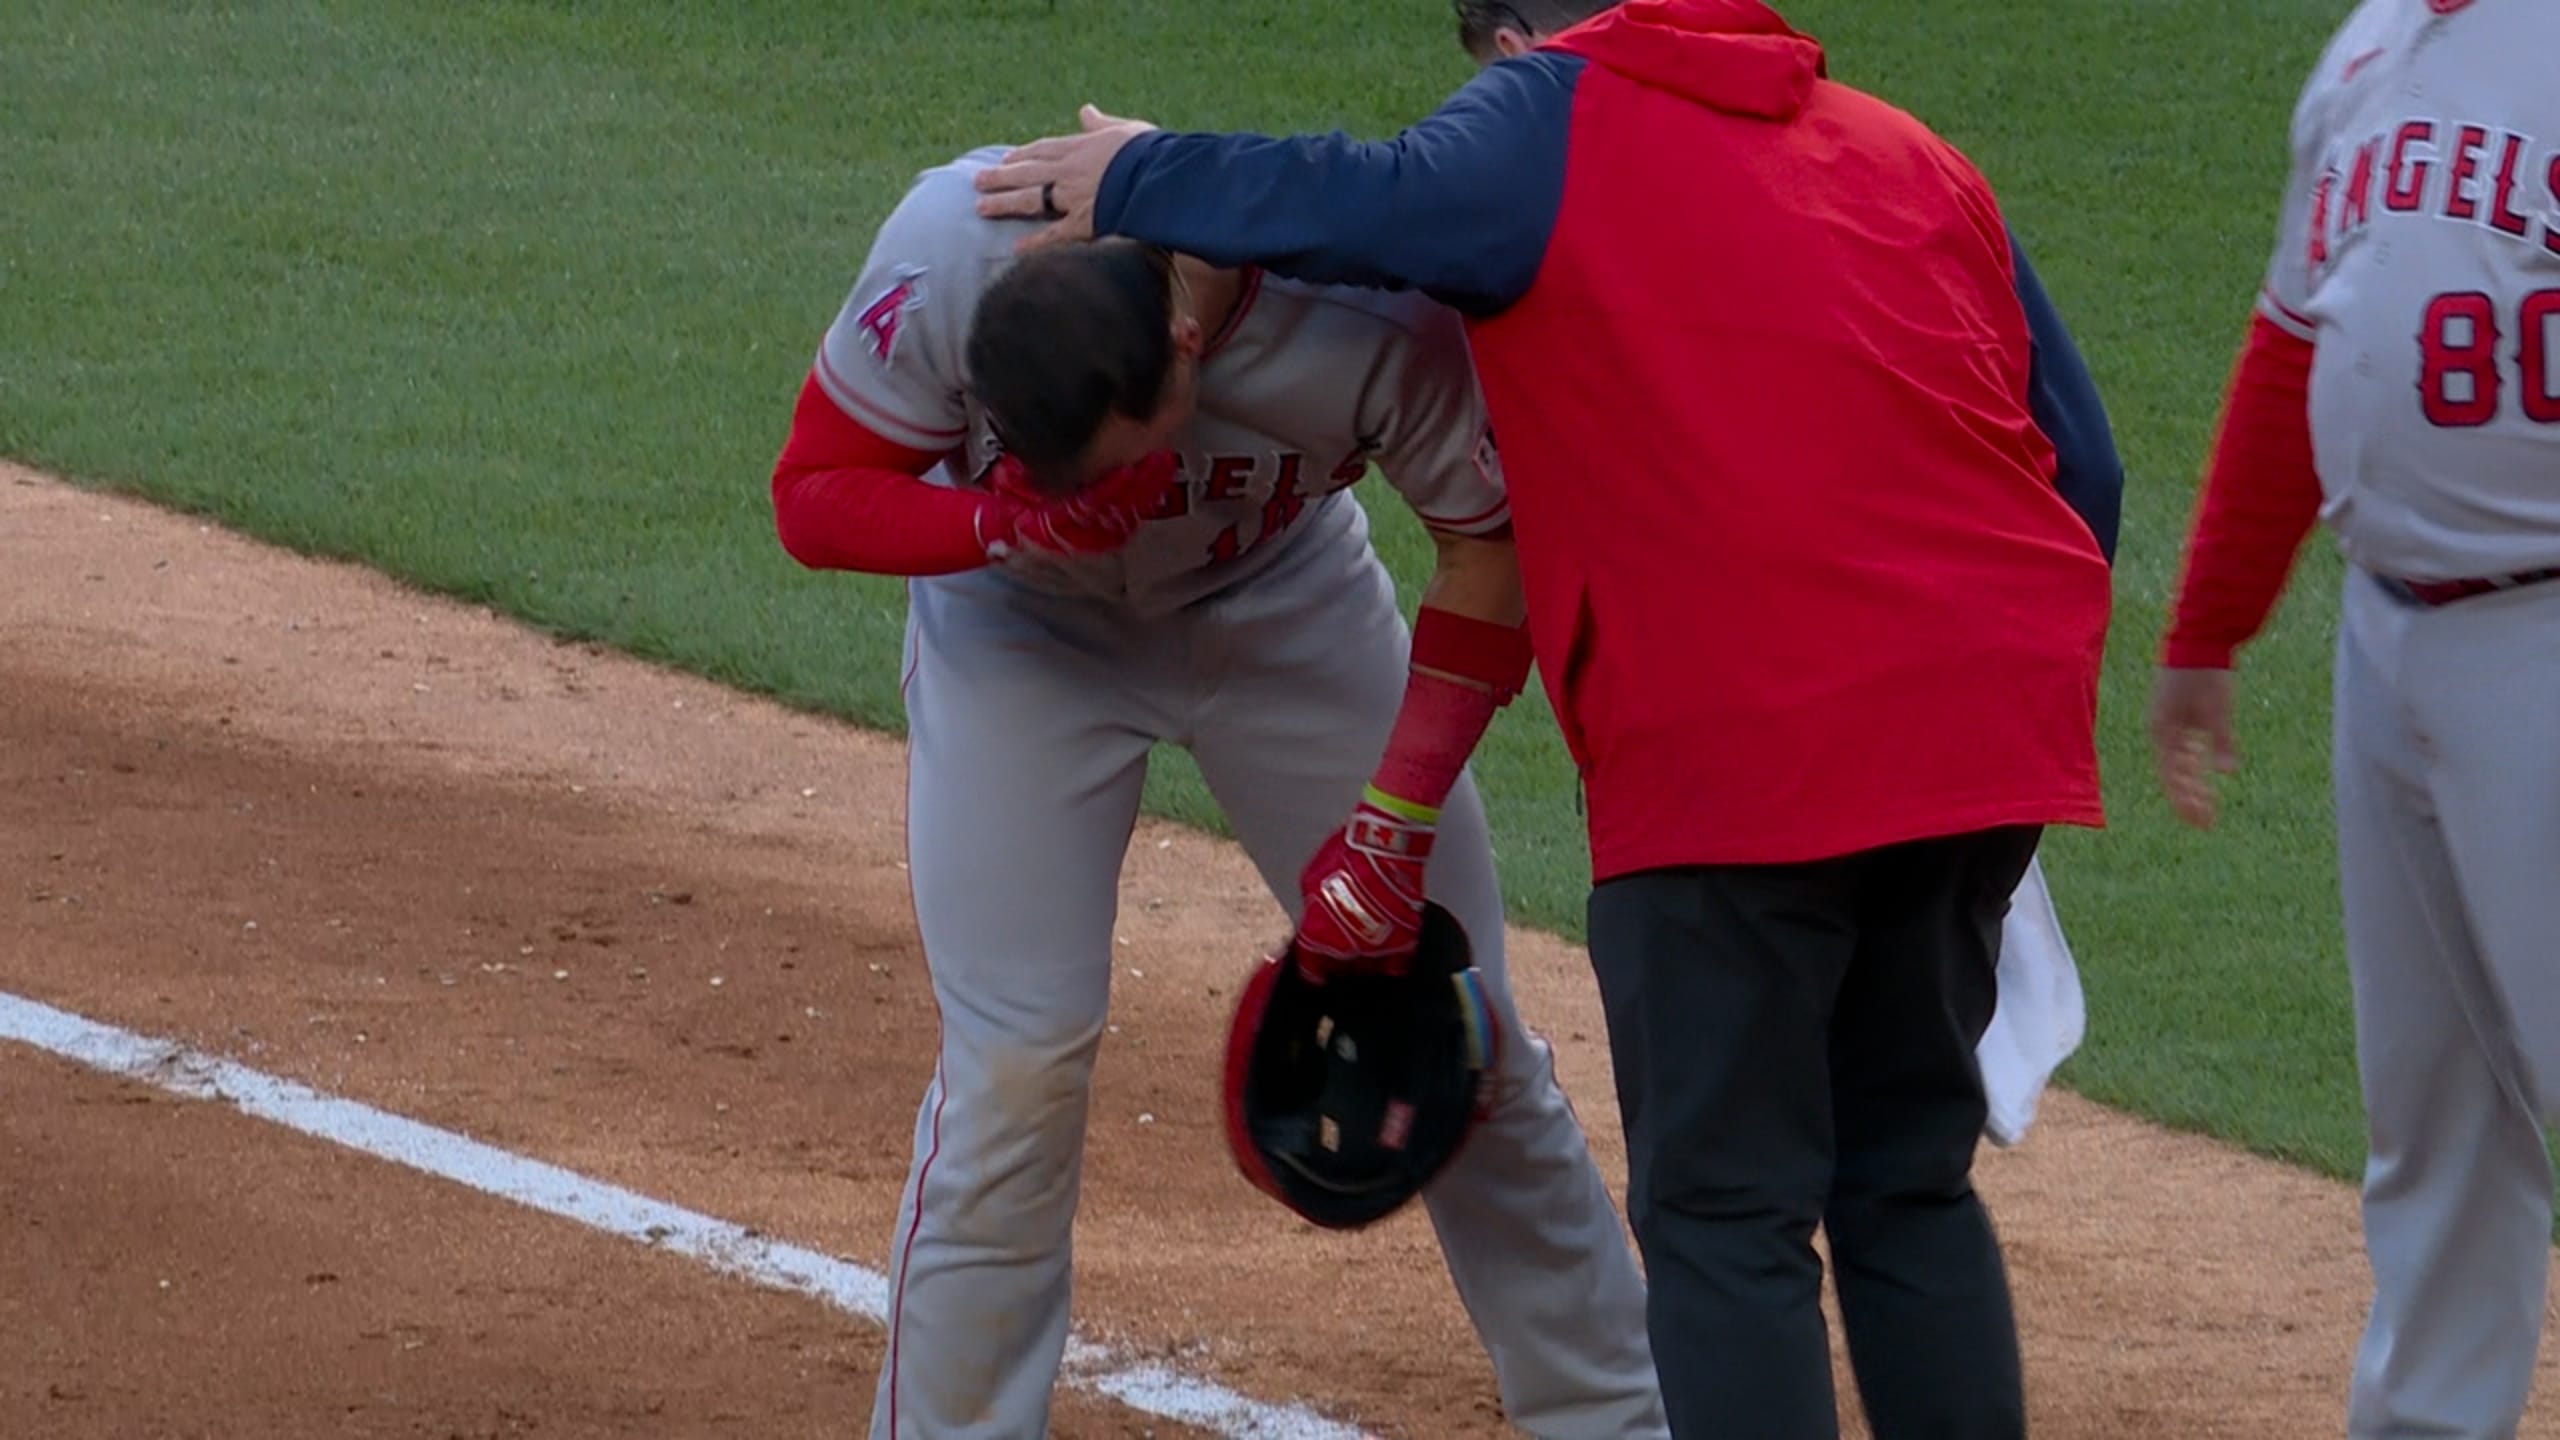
[1633,1145,1830,1236]
[1822,1173,1978,1252]
[919,1026,1106,1239]
[1828,1112,1982,1209]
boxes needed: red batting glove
[1292,791,1436,977]
[976,451,1180,563]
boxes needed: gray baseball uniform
[820,148,1666,1439]
[2261,3,2560,1434]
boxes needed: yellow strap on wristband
[1362,783,1440,826]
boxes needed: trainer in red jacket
[974,3,2119,1435]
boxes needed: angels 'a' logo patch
[854,265,928,363]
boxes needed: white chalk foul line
[0,990,1371,1440]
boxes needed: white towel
[1976,853,2085,1148]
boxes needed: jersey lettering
[1206,508,1283,566]
[1143,460,1194,520]
[1198,451,1320,564]
[856,268,927,363]
[2546,155,2560,257]
[2444,124,2490,221]
[2418,291,2500,427]
[2416,288,2560,428]
[2385,121,2435,211]
[2342,137,2382,231]
[2316,121,2560,270]
[2487,133,2534,237]
[2524,291,2560,424]
[1203,454,1255,501]
[1259,488,1307,546]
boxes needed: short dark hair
[964,239,1178,496]
[1450,0,1614,58]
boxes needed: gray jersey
[835,150,1665,1437]
[813,147,1510,614]
[2265,0,2560,580]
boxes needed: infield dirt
[5,463,2557,1437]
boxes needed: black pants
[1587,826,2041,1440]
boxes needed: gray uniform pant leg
[1183,520,1667,1440]
[2336,571,2557,1440]
[870,575,1161,1440]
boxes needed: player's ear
[1493,26,1538,58]
[1169,313,1205,360]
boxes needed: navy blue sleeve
[1091,53,1582,317]
[2008,230,2122,563]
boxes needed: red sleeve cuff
[2159,313,2323,668]
[2159,636,2240,671]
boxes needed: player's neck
[1173,256,1246,343]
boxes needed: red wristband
[1362,605,1525,820]
[1410,607,1535,703]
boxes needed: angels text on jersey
[2302,117,2560,430]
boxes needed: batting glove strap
[1294,799,1436,975]
[1346,801,1435,863]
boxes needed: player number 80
[2417,288,2560,428]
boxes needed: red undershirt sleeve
[2159,313,2325,670]
[769,372,992,576]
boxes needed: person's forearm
[2160,314,2325,669]
[1362,534,1532,819]
[1417,529,1528,632]
[1093,61,1572,316]
[769,374,990,576]
[771,465,994,576]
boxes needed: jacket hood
[1545,0,1824,120]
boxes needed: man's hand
[1293,796,1435,977]
[972,105,1157,253]
[2149,666,2240,830]
[976,450,1178,564]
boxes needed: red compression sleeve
[770,373,992,576]
[1366,608,1537,819]
[2160,314,2325,669]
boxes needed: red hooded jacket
[1092,0,2119,879]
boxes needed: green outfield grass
[2,1,2369,1174]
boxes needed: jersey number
[1207,489,1308,565]
[2418,289,2560,428]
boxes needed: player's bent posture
[768,149,1666,1439]
[2151,4,2560,1437]
[970,1,2121,1435]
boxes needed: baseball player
[2150,3,2560,1436]
[969,1,2120,1431]
[768,146,1667,1438]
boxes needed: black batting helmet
[1219,901,1499,1230]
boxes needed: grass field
[1,1,2369,1175]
